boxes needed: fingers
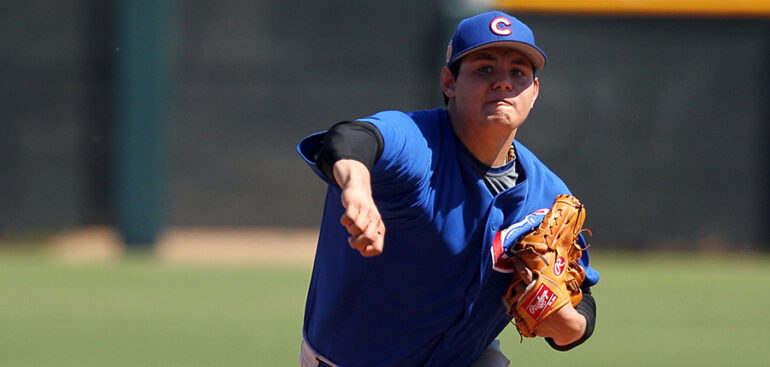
[512,257,534,294]
[339,205,368,236]
[348,223,385,257]
[340,201,385,257]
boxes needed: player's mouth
[487,99,513,107]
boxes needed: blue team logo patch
[491,209,548,273]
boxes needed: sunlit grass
[0,250,767,366]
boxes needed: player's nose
[491,74,513,91]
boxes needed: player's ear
[530,76,540,108]
[440,66,456,99]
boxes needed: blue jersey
[297,108,599,367]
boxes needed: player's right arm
[333,159,385,257]
[316,121,385,257]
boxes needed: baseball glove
[501,194,589,338]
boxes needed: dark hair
[443,60,462,106]
[442,58,537,106]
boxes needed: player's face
[442,48,539,133]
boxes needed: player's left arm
[540,218,599,350]
[540,231,598,350]
[511,259,596,348]
[541,284,596,350]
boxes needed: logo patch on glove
[523,284,558,321]
[553,256,566,276]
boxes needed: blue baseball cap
[446,11,546,70]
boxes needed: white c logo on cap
[490,17,512,36]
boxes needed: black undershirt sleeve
[315,121,384,182]
[545,283,597,351]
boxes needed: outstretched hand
[334,159,385,257]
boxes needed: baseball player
[296,10,599,367]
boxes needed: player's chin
[484,111,522,129]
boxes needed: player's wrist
[333,159,372,191]
[550,312,586,346]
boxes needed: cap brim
[451,41,546,70]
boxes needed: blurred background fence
[1,0,769,250]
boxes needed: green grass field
[1,250,768,366]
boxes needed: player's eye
[478,66,493,74]
[511,69,525,77]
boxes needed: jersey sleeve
[297,110,434,198]
[357,111,433,198]
[296,130,333,185]
[577,233,600,287]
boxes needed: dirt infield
[44,226,318,265]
